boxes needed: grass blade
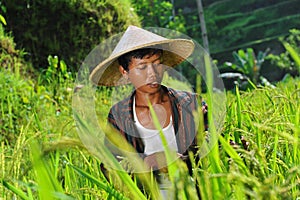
[218,136,248,174]
[30,140,72,200]
[283,41,300,72]
[235,85,242,143]
[2,180,30,200]
[69,164,129,200]
[148,96,198,199]
[72,109,151,200]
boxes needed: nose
[147,64,157,76]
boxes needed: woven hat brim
[90,39,194,86]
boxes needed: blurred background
[2,0,300,90]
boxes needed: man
[89,25,207,191]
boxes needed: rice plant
[1,60,299,199]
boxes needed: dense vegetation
[3,0,140,69]
[0,0,299,199]
[176,0,300,56]
[131,0,300,86]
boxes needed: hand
[177,153,189,161]
[144,152,167,172]
[144,152,184,173]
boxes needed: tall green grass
[1,61,299,199]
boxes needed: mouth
[147,81,160,88]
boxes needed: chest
[134,99,172,130]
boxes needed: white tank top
[133,97,178,156]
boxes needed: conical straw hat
[89,25,195,86]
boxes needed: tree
[196,0,210,54]
[3,0,140,70]
[131,0,187,33]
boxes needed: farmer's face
[120,53,165,93]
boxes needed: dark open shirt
[107,85,207,159]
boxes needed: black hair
[117,48,163,71]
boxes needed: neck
[135,88,165,106]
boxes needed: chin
[136,84,162,93]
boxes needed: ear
[119,66,128,79]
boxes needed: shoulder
[166,86,197,102]
[108,92,133,119]
[110,96,131,111]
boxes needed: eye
[137,65,147,70]
[153,63,163,68]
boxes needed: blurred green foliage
[202,0,300,54]
[0,68,35,143]
[3,0,140,70]
[266,29,300,77]
[2,0,300,88]
[220,48,271,89]
[132,0,187,33]
[0,23,73,144]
